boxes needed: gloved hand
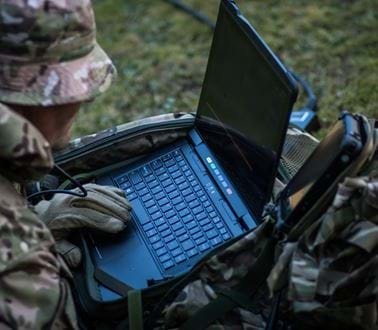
[34,183,132,268]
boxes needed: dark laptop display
[88,0,298,301]
[196,0,297,217]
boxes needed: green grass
[72,0,378,139]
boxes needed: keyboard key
[148,180,160,189]
[120,181,131,190]
[189,226,200,236]
[213,216,221,223]
[210,237,222,246]
[138,188,149,196]
[199,218,211,227]
[135,182,146,191]
[145,199,156,208]
[163,260,174,270]
[158,223,169,232]
[143,222,154,231]
[172,150,181,157]
[185,194,196,203]
[193,185,201,192]
[154,218,165,227]
[158,173,169,182]
[161,229,171,238]
[187,248,198,258]
[168,165,179,173]
[130,171,142,184]
[165,210,176,219]
[117,175,129,184]
[151,186,162,195]
[205,229,218,239]
[192,206,203,215]
[152,159,163,170]
[159,254,171,263]
[188,200,200,209]
[203,223,214,232]
[172,222,183,231]
[182,240,194,251]
[195,236,206,245]
[172,196,183,205]
[197,190,205,198]
[162,154,172,162]
[175,155,183,161]
[144,174,155,183]
[175,228,186,237]
[175,202,186,212]
[222,233,231,240]
[179,233,190,242]
[158,198,169,207]
[162,179,173,188]
[156,247,167,256]
[182,214,194,224]
[151,211,163,220]
[178,160,186,167]
[187,175,196,182]
[219,228,227,235]
[141,194,153,203]
[174,177,185,185]
[146,229,157,237]
[152,241,164,250]
[168,190,180,199]
[125,187,134,195]
[171,247,183,257]
[216,222,224,229]
[203,201,211,208]
[165,184,176,193]
[181,165,189,172]
[161,203,172,213]
[178,182,190,191]
[206,206,214,213]
[155,167,166,176]
[154,191,165,201]
[192,231,203,240]
[127,193,138,201]
[171,171,181,179]
[182,188,192,196]
[186,221,197,230]
[200,195,207,202]
[209,211,217,218]
[183,170,191,177]
[174,254,186,264]
[199,242,210,252]
[165,159,175,167]
[164,234,175,243]
[149,235,160,244]
[147,205,159,214]
[167,240,179,250]
[168,215,180,225]
[196,212,207,221]
[179,208,190,218]
[141,165,153,177]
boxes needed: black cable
[26,164,88,201]
[165,0,216,30]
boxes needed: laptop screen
[196,0,297,218]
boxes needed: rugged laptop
[88,0,298,301]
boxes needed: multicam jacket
[0,103,78,329]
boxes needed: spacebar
[130,198,151,226]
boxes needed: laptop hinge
[188,129,203,146]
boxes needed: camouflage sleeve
[0,177,78,329]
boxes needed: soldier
[0,0,132,328]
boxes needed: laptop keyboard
[116,149,232,271]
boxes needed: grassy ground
[72,0,378,139]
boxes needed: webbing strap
[180,237,276,330]
[128,290,143,330]
[94,268,133,297]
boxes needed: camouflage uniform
[0,0,116,328]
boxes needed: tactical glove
[34,183,132,268]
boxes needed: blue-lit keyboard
[116,149,232,272]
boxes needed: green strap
[180,237,276,330]
[128,290,143,330]
[94,268,134,297]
